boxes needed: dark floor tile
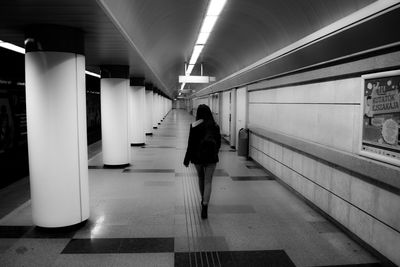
[175,250,295,267]
[231,176,274,181]
[119,238,174,253]
[313,263,382,267]
[175,173,196,177]
[174,252,192,267]
[246,165,262,169]
[175,252,229,267]
[221,250,296,267]
[89,165,131,170]
[88,166,104,169]
[175,169,228,177]
[213,169,229,177]
[123,169,175,173]
[0,226,32,238]
[309,221,340,233]
[61,238,122,254]
[174,236,229,252]
[24,225,82,238]
[144,181,175,187]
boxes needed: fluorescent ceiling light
[196,32,210,45]
[85,70,101,78]
[189,45,204,65]
[186,64,195,76]
[200,16,218,33]
[0,40,102,80]
[0,40,25,54]
[180,0,227,85]
[207,0,227,16]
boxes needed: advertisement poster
[361,70,400,165]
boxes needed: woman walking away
[184,104,221,219]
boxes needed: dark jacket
[184,119,221,165]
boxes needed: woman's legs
[202,163,216,205]
[194,164,205,198]
[194,163,216,204]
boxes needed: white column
[129,82,146,145]
[101,70,130,167]
[152,91,158,129]
[25,26,89,227]
[142,88,147,138]
[145,87,153,134]
[230,88,237,148]
[157,93,162,124]
[162,97,166,119]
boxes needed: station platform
[0,109,381,266]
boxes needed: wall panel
[221,91,230,139]
[247,52,400,265]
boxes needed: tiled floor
[0,109,382,266]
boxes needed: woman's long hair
[196,104,215,123]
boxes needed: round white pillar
[163,97,166,119]
[156,93,161,125]
[152,90,158,129]
[230,88,237,148]
[145,85,154,134]
[158,94,163,124]
[129,78,146,146]
[101,66,130,167]
[25,26,89,227]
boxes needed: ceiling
[0,0,378,98]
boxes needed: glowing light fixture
[189,45,204,65]
[199,16,218,33]
[181,0,227,89]
[85,70,101,78]
[207,0,227,16]
[185,64,195,76]
[0,40,100,78]
[196,32,210,45]
[0,40,25,54]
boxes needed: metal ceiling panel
[0,0,379,98]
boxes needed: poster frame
[359,69,400,166]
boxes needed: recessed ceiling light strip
[0,40,25,54]
[1,40,101,78]
[182,0,227,89]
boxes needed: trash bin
[237,128,249,157]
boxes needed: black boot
[201,204,208,219]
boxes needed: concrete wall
[249,78,360,153]
[221,91,231,140]
[247,52,400,265]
